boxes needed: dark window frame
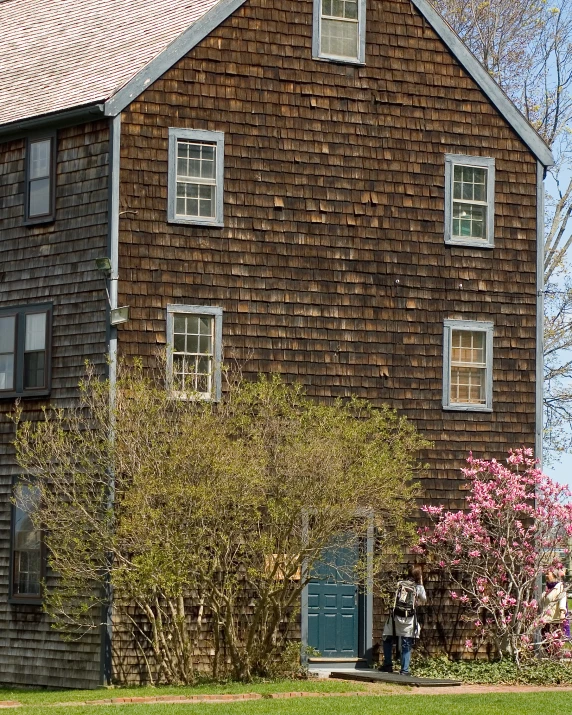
[9,477,45,605]
[24,131,57,225]
[0,303,52,400]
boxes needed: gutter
[0,103,105,141]
[100,113,121,686]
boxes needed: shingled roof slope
[0,0,220,126]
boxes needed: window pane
[321,18,358,57]
[186,334,199,353]
[176,181,215,219]
[452,202,486,239]
[450,367,486,404]
[453,165,487,203]
[25,313,46,351]
[187,315,199,335]
[451,330,486,365]
[174,315,186,333]
[173,333,186,352]
[29,139,51,180]
[29,178,51,217]
[170,313,214,396]
[0,315,15,354]
[24,351,46,389]
[0,353,15,391]
[199,335,212,354]
[13,484,41,597]
[324,0,357,19]
[176,142,216,181]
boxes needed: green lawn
[8,693,572,715]
[0,679,366,706]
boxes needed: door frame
[301,521,374,664]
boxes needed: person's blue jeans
[383,636,414,674]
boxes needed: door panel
[306,540,359,658]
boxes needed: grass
[0,679,367,706]
[8,693,572,715]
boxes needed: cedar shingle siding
[0,121,109,688]
[118,0,537,499]
[0,0,541,685]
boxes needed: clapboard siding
[115,0,538,666]
[0,120,109,688]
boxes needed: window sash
[443,321,493,411]
[0,314,16,392]
[26,136,55,222]
[314,0,365,64]
[11,481,43,600]
[444,155,495,248]
[167,306,223,401]
[0,305,51,397]
[168,129,224,226]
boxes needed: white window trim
[166,304,223,401]
[312,0,366,65]
[443,319,494,412]
[444,154,495,248]
[167,128,225,227]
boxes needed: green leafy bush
[413,655,572,685]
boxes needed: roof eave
[411,0,554,168]
[0,102,106,141]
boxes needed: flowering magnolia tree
[416,449,572,664]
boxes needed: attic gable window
[445,155,495,248]
[167,128,225,227]
[443,319,494,412]
[25,133,56,224]
[313,0,366,64]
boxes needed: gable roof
[0,0,554,166]
[0,0,222,126]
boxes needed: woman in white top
[381,564,427,676]
[540,569,568,647]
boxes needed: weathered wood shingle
[0,120,109,689]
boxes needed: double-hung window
[443,320,494,411]
[445,155,495,248]
[166,305,223,400]
[168,128,225,226]
[25,133,56,224]
[0,304,52,399]
[313,0,366,64]
[11,480,43,602]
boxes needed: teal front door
[307,542,359,658]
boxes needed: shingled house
[0,0,552,688]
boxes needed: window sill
[445,238,494,249]
[9,597,43,607]
[443,405,493,413]
[168,217,224,228]
[0,389,51,401]
[312,54,365,66]
[23,216,55,227]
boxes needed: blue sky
[544,452,572,490]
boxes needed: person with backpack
[380,564,427,676]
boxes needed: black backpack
[393,580,417,618]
